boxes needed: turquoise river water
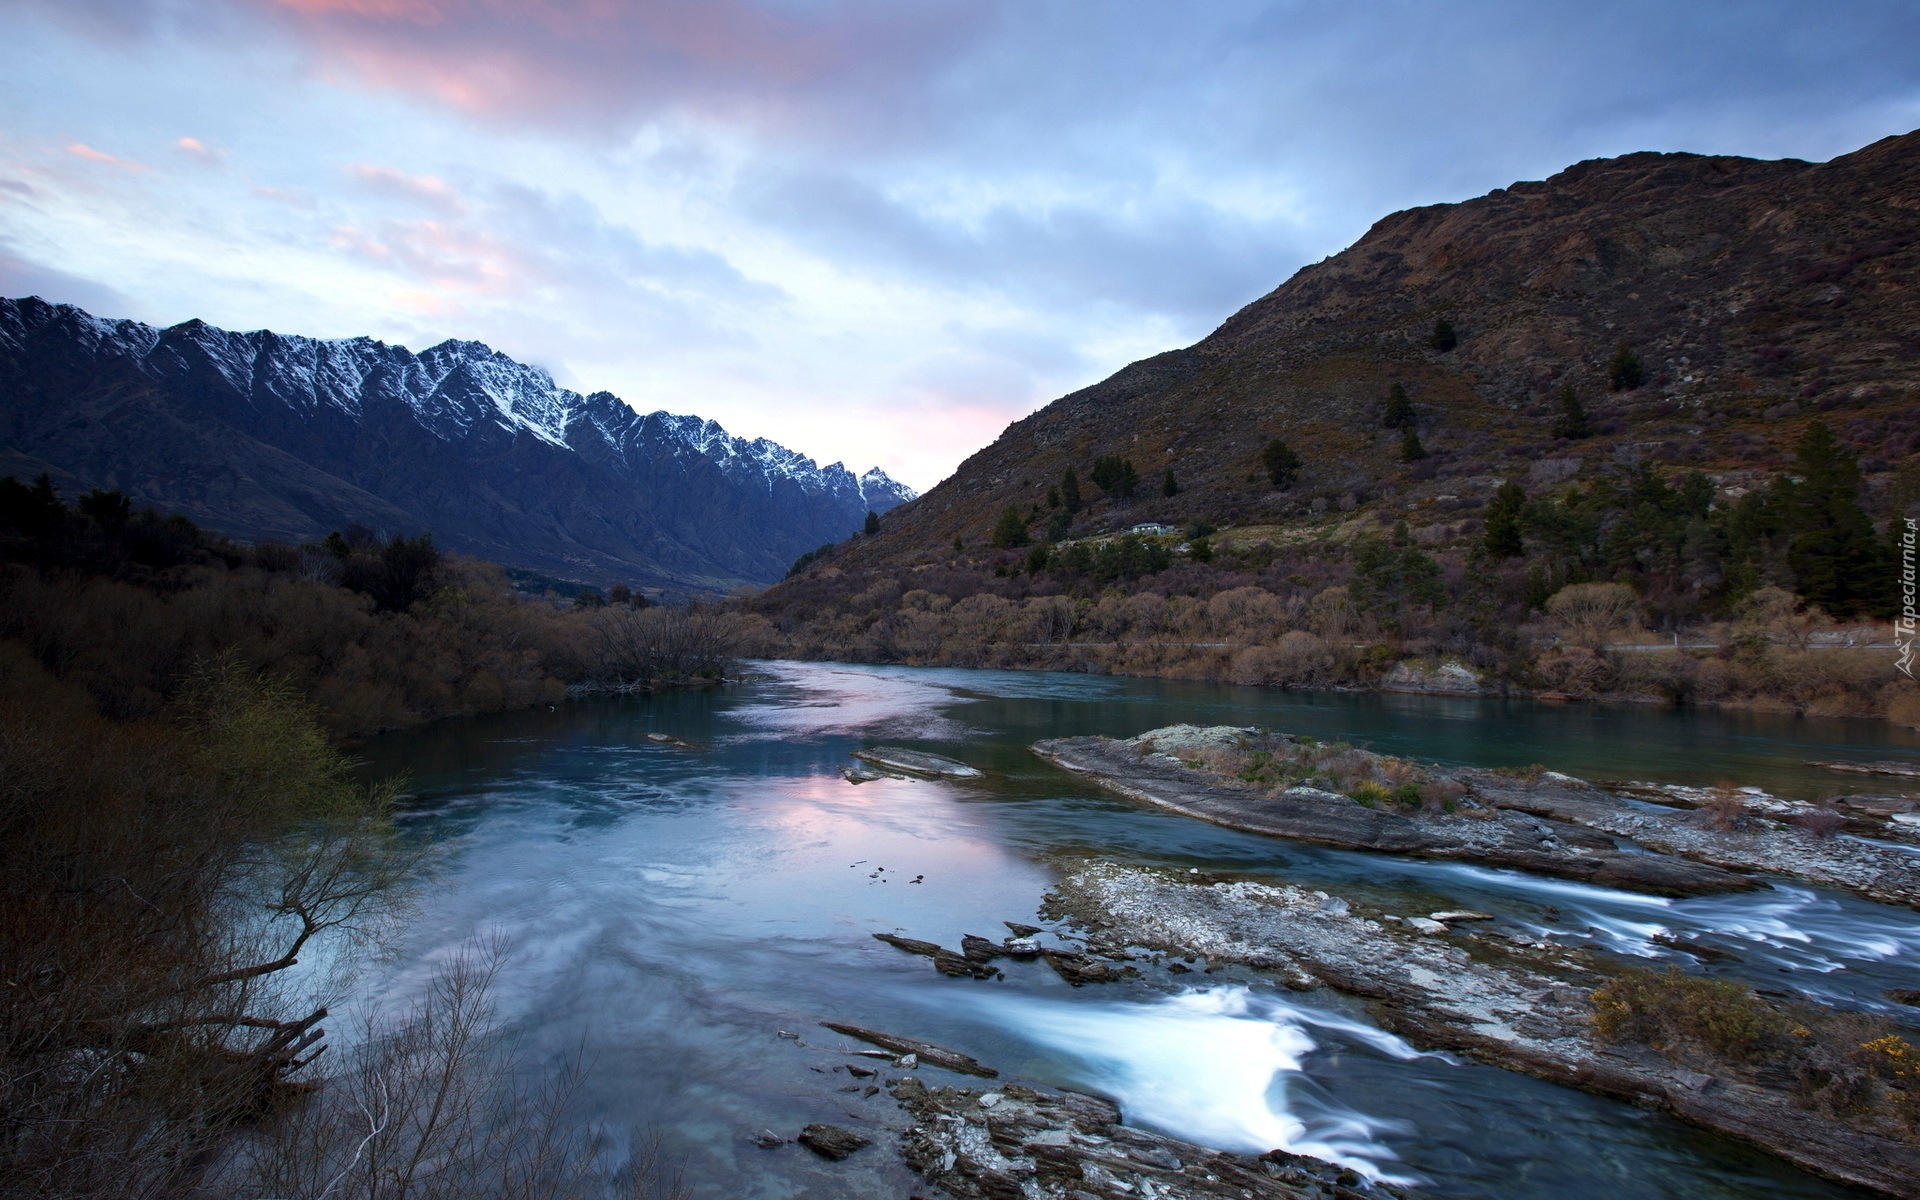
[349,660,1920,1200]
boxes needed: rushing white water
[938,985,1427,1185]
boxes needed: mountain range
[0,297,913,592]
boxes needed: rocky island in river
[1033,725,1920,907]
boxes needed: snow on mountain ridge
[4,297,905,494]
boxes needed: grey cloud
[741,164,1303,325]
[487,184,785,309]
[0,244,134,316]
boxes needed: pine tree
[1483,481,1526,558]
[1262,439,1301,489]
[1383,383,1415,429]
[1060,467,1082,513]
[1400,427,1427,461]
[1552,382,1592,440]
[1429,317,1457,352]
[1162,468,1179,498]
[1776,420,1890,614]
[863,510,881,536]
[991,504,1030,549]
[1090,456,1139,499]
[1608,344,1645,391]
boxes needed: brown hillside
[846,129,1920,562]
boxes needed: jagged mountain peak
[0,295,914,590]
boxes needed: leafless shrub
[0,650,419,1200]
[236,942,687,1200]
[1418,778,1468,813]
[585,604,745,686]
[1789,799,1849,839]
[1546,582,1641,649]
[1702,782,1749,832]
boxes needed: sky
[2,2,1918,491]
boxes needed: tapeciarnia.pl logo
[1899,516,1916,679]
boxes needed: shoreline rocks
[1043,860,1920,1199]
[890,1075,1405,1200]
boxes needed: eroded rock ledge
[890,1075,1403,1200]
[1034,725,1920,906]
[1045,860,1920,1199]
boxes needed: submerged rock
[872,931,999,979]
[850,747,983,778]
[798,1123,870,1160]
[821,1022,998,1078]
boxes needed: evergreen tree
[1400,427,1427,461]
[1262,439,1301,489]
[1552,382,1592,440]
[1351,534,1446,619]
[77,487,131,531]
[991,504,1030,549]
[1776,420,1890,614]
[1429,316,1457,352]
[1383,383,1415,429]
[863,510,881,536]
[1060,467,1083,513]
[1046,485,1061,509]
[1046,508,1073,542]
[1026,543,1050,573]
[1090,455,1140,499]
[1162,468,1179,498]
[1483,481,1526,558]
[1608,344,1645,391]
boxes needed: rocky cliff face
[0,298,914,591]
[843,129,1919,563]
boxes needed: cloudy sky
[3,2,1917,489]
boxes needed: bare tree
[236,941,686,1200]
[585,605,743,687]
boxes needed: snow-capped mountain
[0,296,915,590]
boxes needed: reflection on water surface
[348,661,1918,1199]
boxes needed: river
[352,661,1920,1199]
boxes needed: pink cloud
[345,162,464,212]
[175,136,226,164]
[242,0,988,137]
[65,142,147,171]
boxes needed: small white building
[1130,522,1176,536]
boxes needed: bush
[1262,439,1302,489]
[1591,967,1790,1062]
[1429,317,1457,352]
[1608,344,1646,391]
[1400,427,1427,462]
[1546,581,1640,648]
[1347,779,1392,807]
